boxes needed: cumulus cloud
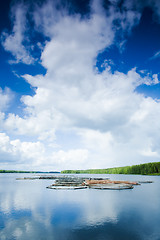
[0,87,13,111]
[1,0,160,170]
[0,132,89,170]
[1,3,34,64]
[0,132,45,164]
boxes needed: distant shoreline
[61,162,160,175]
[1,161,160,175]
[0,170,60,174]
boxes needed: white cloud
[0,178,118,239]
[1,3,34,64]
[122,0,160,21]
[150,50,160,60]
[1,0,160,170]
[0,132,89,171]
[50,149,89,170]
[0,132,45,164]
[0,87,13,111]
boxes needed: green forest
[61,162,160,175]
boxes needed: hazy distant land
[0,170,60,173]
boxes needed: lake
[0,173,160,240]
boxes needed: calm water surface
[0,173,160,240]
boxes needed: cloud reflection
[1,174,160,240]
[0,175,118,239]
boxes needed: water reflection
[0,174,160,240]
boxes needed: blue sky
[1,0,160,171]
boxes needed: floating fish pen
[47,185,87,190]
[47,182,134,190]
[88,183,134,190]
[46,179,136,190]
[16,175,153,190]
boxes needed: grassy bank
[61,162,160,175]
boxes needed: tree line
[0,170,38,173]
[0,170,60,173]
[61,162,160,175]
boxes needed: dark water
[0,173,160,240]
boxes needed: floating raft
[138,181,153,184]
[47,185,87,190]
[16,177,40,180]
[89,183,134,190]
[84,179,140,186]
